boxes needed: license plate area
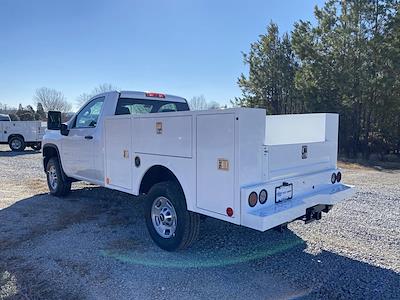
[275,183,293,203]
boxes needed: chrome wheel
[11,139,22,150]
[151,196,177,238]
[48,165,58,190]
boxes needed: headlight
[248,192,258,207]
[259,189,268,204]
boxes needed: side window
[75,97,105,128]
[158,103,177,112]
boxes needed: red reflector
[226,207,234,217]
[145,92,166,98]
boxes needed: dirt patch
[105,238,148,254]
[339,158,400,171]
[54,259,91,277]
[25,178,48,194]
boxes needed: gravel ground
[0,144,399,299]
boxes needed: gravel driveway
[0,145,399,299]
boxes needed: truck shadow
[0,187,399,299]
[0,149,41,157]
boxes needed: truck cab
[43,91,189,185]
[43,90,354,251]
[0,114,11,121]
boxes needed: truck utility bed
[0,121,45,142]
[103,108,354,230]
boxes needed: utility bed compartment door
[104,117,132,192]
[196,113,235,215]
[133,116,192,158]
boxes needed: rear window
[115,98,189,115]
[0,115,10,121]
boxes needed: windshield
[115,98,189,115]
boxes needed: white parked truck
[43,91,355,251]
[0,114,44,151]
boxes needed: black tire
[46,157,71,196]
[145,181,200,251]
[31,143,41,151]
[9,136,26,152]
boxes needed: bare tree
[189,95,208,110]
[76,83,118,106]
[207,101,220,109]
[76,93,92,107]
[189,95,221,110]
[34,87,72,113]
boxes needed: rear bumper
[240,172,355,231]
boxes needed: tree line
[0,85,224,122]
[0,84,118,121]
[234,0,399,159]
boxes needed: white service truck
[0,114,44,151]
[43,91,355,251]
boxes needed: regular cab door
[62,97,105,181]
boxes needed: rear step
[241,183,354,232]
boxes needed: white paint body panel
[43,91,355,232]
[104,116,133,192]
[134,116,192,158]
[196,113,235,216]
[0,121,45,143]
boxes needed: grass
[339,158,400,171]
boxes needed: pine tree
[234,22,299,114]
[36,102,46,120]
[237,1,399,158]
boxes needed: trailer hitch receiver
[303,204,332,224]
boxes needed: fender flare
[42,143,69,181]
[8,134,24,143]
[138,164,185,197]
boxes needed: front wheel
[46,157,71,196]
[9,136,26,151]
[145,181,200,251]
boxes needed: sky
[0,0,325,110]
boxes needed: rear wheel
[31,143,41,151]
[9,136,25,151]
[145,181,200,251]
[46,157,71,196]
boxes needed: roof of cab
[119,90,187,103]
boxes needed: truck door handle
[84,135,93,140]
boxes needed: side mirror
[60,123,70,136]
[47,111,61,130]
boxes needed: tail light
[248,192,258,207]
[336,172,342,182]
[259,189,268,204]
[145,92,166,98]
[331,173,337,184]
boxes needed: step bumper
[241,183,355,231]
